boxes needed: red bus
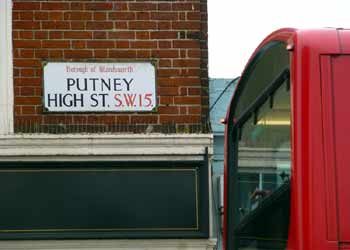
[223,28,350,250]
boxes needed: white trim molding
[0,0,13,135]
[0,134,213,161]
[0,239,217,250]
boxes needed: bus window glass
[234,42,289,119]
[236,80,291,249]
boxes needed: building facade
[0,1,215,249]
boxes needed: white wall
[0,0,13,135]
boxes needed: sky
[208,0,350,78]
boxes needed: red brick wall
[12,0,208,133]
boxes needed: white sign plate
[43,62,156,112]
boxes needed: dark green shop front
[0,161,208,239]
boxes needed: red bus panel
[329,55,350,243]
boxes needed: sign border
[42,61,158,114]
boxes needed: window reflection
[236,81,291,250]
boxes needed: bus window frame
[226,44,291,250]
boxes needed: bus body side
[223,28,350,250]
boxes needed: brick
[188,50,201,58]
[87,40,114,49]
[188,107,201,114]
[108,31,135,39]
[49,31,63,39]
[94,50,108,58]
[14,59,41,67]
[179,107,187,114]
[15,97,41,105]
[86,22,113,30]
[172,21,201,30]
[173,40,200,48]
[70,2,84,10]
[136,31,150,40]
[158,22,171,30]
[130,41,157,49]
[109,50,136,58]
[85,3,113,11]
[64,31,92,39]
[94,12,107,21]
[158,87,179,96]
[158,3,172,11]
[34,12,48,20]
[188,88,201,96]
[129,21,157,30]
[13,12,20,21]
[64,12,92,20]
[15,106,21,116]
[93,31,107,39]
[151,50,179,58]
[35,50,49,58]
[109,12,135,20]
[173,59,201,68]
[17,78,41,86]
[163,77,199,88]
[151,31,178,39]
[19,31,34,39]
[136,50,151,58]
[14,68,20,77]
[72,41,86,49]
[151,12,178,20]
[14,40,40,49]
[13,21,40,30]
[158,41,172,49]
[159,96,174,105]
[158,59,171,67]
[35,31,48,39]
[20,50,34,58]
[187,12,201,20]
[115,41,130,49]
[49,50,63,58]
[20,69,35,77]
[64,50,93,59]
[22,106,36,115]
[158,69,181,77]
[115,22,128,30]
[42,21,70,30]
[42,40,70,49]
[41,2,70,10]
[20,87,35,96]
[136,12,150,20]
[172,3,200,11]
[129,3,157,11]
[180,87,187,95]
[49,12,63,21]
[174,96,201,105]
[115,115,130,123]
[179,13,186,21]
[14,87,20,96]
[19,12,34,20]
[158,106,179,114]
[71,21,86,30]
[14,2,40,10]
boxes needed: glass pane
[234,42,289,119]
[236,80,291,249]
